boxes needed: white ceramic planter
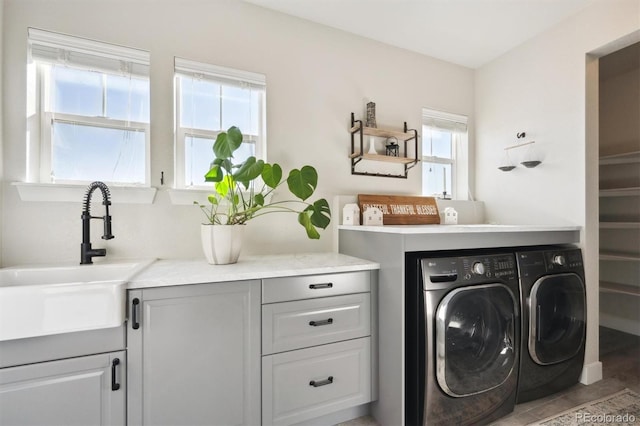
[201,224,245,265]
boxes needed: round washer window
[529,273,585,365]
[435,284,517,397]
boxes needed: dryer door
[435,283,517,397]
[529,273,585,365]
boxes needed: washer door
[529,273,585,365]
[435,283,517,397]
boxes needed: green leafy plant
[195,126,331,239]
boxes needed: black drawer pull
[309,318,333,327]
[309,283,333,290]
[111,358,121,391]
[132,298,140,330]
[309,376,333,387]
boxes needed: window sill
[13,182,157,204]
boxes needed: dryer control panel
[516,247,584,278]
[544,249,583,271]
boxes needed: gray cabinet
[261,271,373,425]
[127,280,261,426]
[0,351,126,426]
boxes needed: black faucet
[80,181,114,264]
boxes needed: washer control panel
[421,253,517,289]
[461,255,517,282]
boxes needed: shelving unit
[598,158,640,337]
[598,45,640,335]
[349,112,419,178]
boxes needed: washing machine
[405,251,520,426]
[515,246,586,403]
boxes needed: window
[174,58,266,189]
[27,28,151,186]
[421,109,468,199]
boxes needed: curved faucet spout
[81,181,115,264]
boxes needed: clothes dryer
[405,251,520,426]
[515,247,586,403]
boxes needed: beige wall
[1,0,474,266]
[476,0,640,383]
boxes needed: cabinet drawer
[262,337,371,426]
[262,293,370,354]
[262,271,370,304]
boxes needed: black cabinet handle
[111,358,121,391]
[309,283,333,290]
[309,318,333,327]
[309,376,333,387]
[132,298,140,330]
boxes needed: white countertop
[338,224,581,234]
[127,253,380,290]
[339,223,581,253]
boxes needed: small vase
[200,224,244,265]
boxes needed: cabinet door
[127,280,261,426]
[0,351,125,426]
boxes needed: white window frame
[421,108,469,200]
[174,58,266,191]
[26,28,151,189]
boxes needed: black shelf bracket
[349,112,419,179]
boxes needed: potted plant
[195,126,331,264]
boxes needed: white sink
[0,259,154,341]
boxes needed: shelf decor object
[365,102,377,128]
[357,194,440,225]
[349,112,419,178]
[385,136,399,157]
[498,132,541,171]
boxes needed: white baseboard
[580,361,603,385]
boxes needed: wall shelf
[599,187,640,197]
[349,112,419,179]
[599,150,640,165]
[599,252,640,262]
[600,281,640,297]
[599,222,640,229]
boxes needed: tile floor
[340,327,640,426]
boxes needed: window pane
[185,136,215,187]
[423,127,452,159]
[106,75,150,123]
[221,85,254,133]
[180,78,220,131]
[50,66,102,117]
[233,140,256,163]
[422,162,452,197]
[52,121,145,184]
[185,135,255,187]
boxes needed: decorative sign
[357,194,440,225]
